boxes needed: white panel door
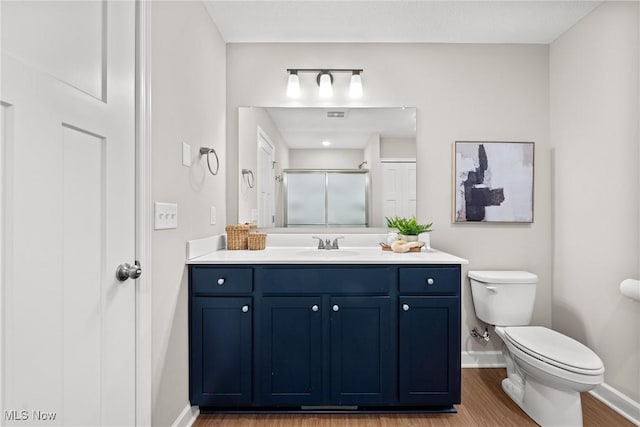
[1,1,136,426]
[382,162,417,219]
[257,129,275,228]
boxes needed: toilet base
[503,375,583,427]
[496,330,587,426]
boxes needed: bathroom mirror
[238,106,417,228]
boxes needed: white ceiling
[204,1,602,44]
[265,107,416,149]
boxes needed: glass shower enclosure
[283,169,369,227]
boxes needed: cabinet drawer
[191,267,252,295]
[399,267,459,295]
[257,267,391,294]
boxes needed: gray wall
[550,2,640,402]
[226,43,553,354]
[151,2,226,425]
[289,148,363,169]
[380,137,416,159]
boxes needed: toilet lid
[468,270,538,284]
[504,326,604,374]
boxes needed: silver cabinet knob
[311,305,319,312]
[116,261,142,282]
[217,278,225,286]
[403,304,410,311]
[332,304,339,312]
[426,278,435,285]
[242,305,249,313]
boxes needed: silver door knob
[426,278,435,285]
[332,304,339,312]
[242,305,249,313]
[311,305,319,312]
[403,304,410,311]
[116,261,142,282]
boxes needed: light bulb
[318,73,333,98]
[349,72,363,98]
[286,71,300,98]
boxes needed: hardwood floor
[194,369,634,427]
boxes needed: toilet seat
[503,326,604,376]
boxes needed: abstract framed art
[453,141,534,223]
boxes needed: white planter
[398,234,419,242]
[419,232,432,250]
[386,230,399,246]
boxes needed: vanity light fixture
[286,68,364,99]
[286,70,300,98]
[349,71,363,99]
[317,72,333,98]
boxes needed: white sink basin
[296,250,359,257]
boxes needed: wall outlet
[250,209,258,222]
[182,142,191,167]
[155,202,178,230]
[210,206,217,225]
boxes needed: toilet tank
[468,270,538,326]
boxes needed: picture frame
[453,141,534,223]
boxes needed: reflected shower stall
[283,170,369,227]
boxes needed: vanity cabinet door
[190,297,252,407]
[398,296,460,405]
[258,297,323,405]
[330,296,392,405]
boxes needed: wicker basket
[225,224,250,250]
[248,232,267,250]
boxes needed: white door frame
[0,105,9,427]
[135,0,153,425]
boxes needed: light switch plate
[210,206,216,225]
[182,142,191,167]
[155,202,178,230]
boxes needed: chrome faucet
[312,236,326,249]
[311,236,344,250]
[330,237,344,249]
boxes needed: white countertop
[187,246,468,265]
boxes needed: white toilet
[468,270,604,427]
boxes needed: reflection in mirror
[284,170,369,227]
[238,107,417,228]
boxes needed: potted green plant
[389,216,433,242]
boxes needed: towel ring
[199,147,219,176]
[242,169,255,188]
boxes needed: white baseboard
[462,351,506,368]
[590,383,640,426]
[171,404,199,427]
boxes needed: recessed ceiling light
[322,140,331,147]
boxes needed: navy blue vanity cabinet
[189,267,253,407]
[190,263,461,412]
[255,266,394,407]
[398,267,461,406]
